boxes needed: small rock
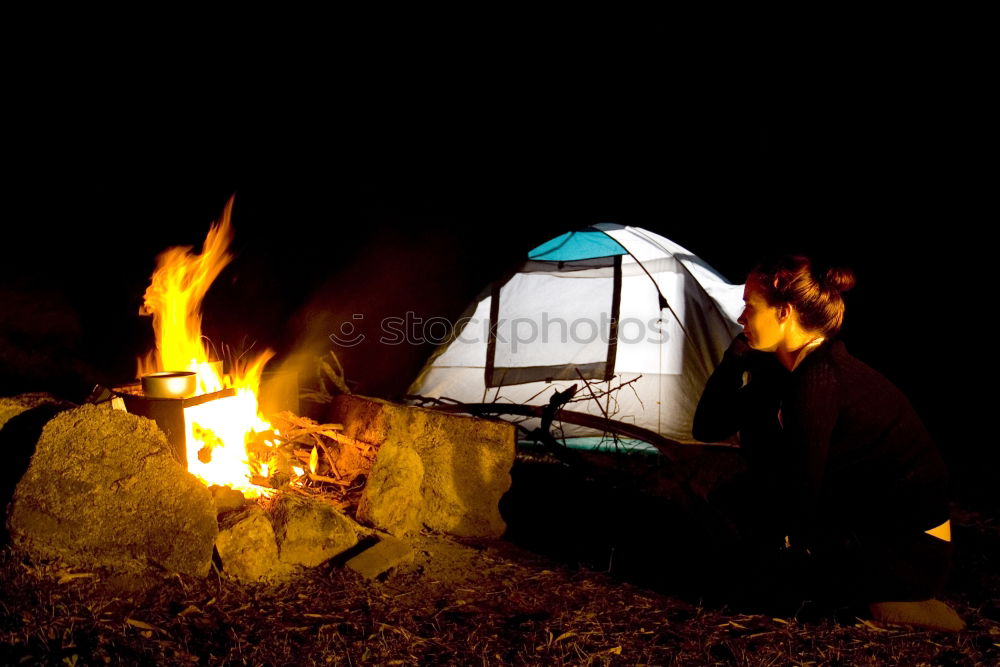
[271,495,359,567]
[215,506,288,582]
[209,485,247,516]
[356,442,424,536]
[346,535,414,580]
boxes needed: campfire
[117,197,373,505]
[5,196,513,590]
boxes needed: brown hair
[749,255,856,337]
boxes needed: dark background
[1,21,991,478]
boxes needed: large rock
[6,405,218,577]
[0,392,72,430]
[330,395,515,538]
[1,393,76,523]
[271,495,359,567]
[216,505,288,582]
[209,485,248,517]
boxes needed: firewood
[271,410,343,434]
[324,431,375,455]
[307,473,350,486]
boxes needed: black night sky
[2,24,992,477]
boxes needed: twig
[566,375,641,403]
[314,439,340,478]
[308,473,351,486]
[574,369,612,421]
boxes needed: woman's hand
[725,333,753,362]
[693,333,753,442]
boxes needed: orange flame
[137,196,276,496]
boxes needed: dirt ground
[2,455,998,666]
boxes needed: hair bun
[824,266,856,294]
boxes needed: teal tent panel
[518,436,660,454]
[528,227,628,261]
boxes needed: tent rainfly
[408,223,745,450]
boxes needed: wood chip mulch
[2,518,998,666]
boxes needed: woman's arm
[692,334,755,443]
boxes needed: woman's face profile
[738,281,784,351]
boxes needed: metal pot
[141,371,197,399]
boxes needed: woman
[693,255,963,630]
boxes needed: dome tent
[408,223,744,450]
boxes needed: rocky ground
[2,454,998,666]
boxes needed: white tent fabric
[408,224,744,443]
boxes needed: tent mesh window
[485,255,622,388]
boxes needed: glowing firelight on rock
[137,196,276,496]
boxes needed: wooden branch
[308,472,351,486]
[566,375,642,403]
[324,431,376,456]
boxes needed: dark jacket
[694,336,950,546]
